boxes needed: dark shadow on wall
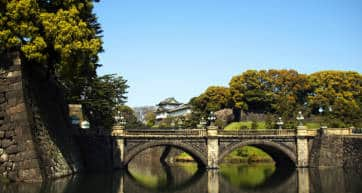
[21,58,84,179]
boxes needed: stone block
[0,166,5,173]
[1,139,13,148]
[6,71,21,78]
[6,145,19,154]
[7,98,17,107]
[8,103,26,114]
[11,111,27,122]
[8,171,17,181]
[0,124,11,131]
[0,96,5,104]
[5,130,14,138]
[0,131,4,139]
[8,82,22,91]
[0,153,8,162]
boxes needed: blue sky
[94,0,362,107]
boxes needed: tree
[144,111,156,128]
[229,69,310,120]
[0,0,102,103]
[268,69,310,118]
[82,74,129,130]
[229,70,273,120]
[307,71,362,126]
[190,86,232,113]
[114,105,145,129]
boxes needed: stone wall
[310,133,362,170]
[342,136,362,171]
[0,52,83,182]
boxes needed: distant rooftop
[157,97,182,106]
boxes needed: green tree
[229,70,273,120]
[114,105,145,129]
[307,71,362,126]
[229,69,310,120]
[0,0,102,103]
[82,74,129,130]
[190,86,232,113]
[144,111,156,128]
[268,69,310,118]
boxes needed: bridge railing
[124,129,206,137]
[218,129,297,136]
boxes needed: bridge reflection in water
[1,164,362,193]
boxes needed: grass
[224,121,266,130]
[223,146,274,163]
[175,146,274,164]
[305,122,320,129]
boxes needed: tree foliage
[229,69,310,118]
[82,74,129,130]
[0,1,132,129]
[114,105,145,129]
[307,71,362,126]
[190,86,232,113]
[144,111,156,128]
[191,69,361,127]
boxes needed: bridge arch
[218,140,297,167]
[124,140,208,167]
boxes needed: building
[155,97,192,120]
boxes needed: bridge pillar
[207,125,219,169]
[208,170,219,193]
[297,126,309,167]
[112,126,125,169]
[297,168,310,193]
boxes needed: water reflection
[1,165,362,193]
[219,163,276,188]
[127,161,205,192]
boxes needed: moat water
[1,162,362,193]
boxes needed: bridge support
[297,126,309,167]
[207,125,219,169]
[298,168,310,193]
[112,126,125,169]
[207,170,219,193]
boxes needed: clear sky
[94,0,362,107]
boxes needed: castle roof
[157,97,182,106]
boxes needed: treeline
[190,69,362,127]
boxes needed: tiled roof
[157,97,182,106]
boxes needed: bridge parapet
[218,129,298,137]
[122,129,207,137]
[116,128,319,138]
[112,126,125,137]
[321,128,353,136]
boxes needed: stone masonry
[0,52,83,182]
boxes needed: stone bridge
[112,125,354,169]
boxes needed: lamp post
[296,111,304,126]
[318,107,324,128]
[208,111,216,126]
[114,111,121,125]
[207,111,218,136]
[120,115,127,127]
[199,117,207,129]
[171,120,176,128]
[177,118,183,129]
[276,117,284,130]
